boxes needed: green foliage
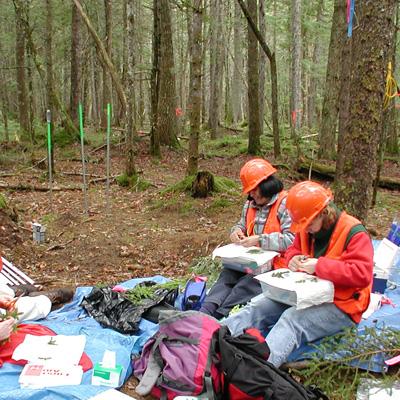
[41,213,56,225]
[148,196,195,215]
[53,128,80,147]
[188,256,222,286]
[207,197,235,211]
[297,326,400,399]
[124,279,185,305]
[202,135,248,158]
[162,174,238,196]
[116,173,151,191]
[0,194,7,209]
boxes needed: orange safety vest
[299,212,371,322]
[245,191,288,268]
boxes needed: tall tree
[101,0,112,129]
[157,0,178,147]
[335,0,396,221]
[13,0,29,135]
[247,0,261,155]
[258,0,266,134]
[125,0,136,176]
[290,0,302,150]
[187,0,203,175]
[208,0,224,139]
[318,0,346,159]
[70,2,82,129]
[237,0,281,158]
[232,0,244,123]
[150,0,161,156]
[307,0,324,128]
[46,0,55,168]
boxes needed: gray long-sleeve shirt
[231,194,295,252]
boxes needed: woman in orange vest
[200,159,294,318]
[222,181,373,367]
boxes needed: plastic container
[356,378,400,399]
[387,216,400,246]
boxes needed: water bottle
[387,216,400,246]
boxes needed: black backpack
[215,325,328,400]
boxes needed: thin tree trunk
[237,0,280,158]
[13,0,30,135]
[232,1,243,124]
[125,0,136,176]
[290,0,302,156]
[247,0,261,155]
[70,2,82,129]
[150,0,161,156]
[308,0,324,128]
[258,0,266,134]
[73,0,127,116]
[101,0,112,129]
[187,0,203,175]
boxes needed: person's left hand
[238,235,260,248]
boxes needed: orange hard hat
[240,159,277,194]
[286,181,333,232]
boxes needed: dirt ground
[0,139,399,398]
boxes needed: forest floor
[0,136,399,398]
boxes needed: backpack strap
[135,334,166,396]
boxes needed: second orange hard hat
[286,181,333,232]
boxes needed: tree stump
[191,171,215,198]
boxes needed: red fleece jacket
[284,231,373,289]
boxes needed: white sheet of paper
[12,334,86,366]
[89,389,140,400]
[212,243,278,266]
[373,238,399,276]
[19,363,83,389]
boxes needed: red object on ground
[0,324,92,371]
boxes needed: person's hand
[238,235,260,248]
[0,295,17,311]
[0,318,15,341]
[288,255,318,274]
[230,229,245,243]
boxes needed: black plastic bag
[81,282,177,334]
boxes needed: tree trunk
[232,1,244,124]
[307,0,324,128]
[258,0,266,134]
[334,0,396,221]
[208,0,223,139]
[125,0,137,177]
[101,0,112,130]
[45,0,55,170]
[70,2,82,129]
[290,0,302,152]
[385,2,399,155]
[335,36,352,179]
[13,0,29,135]
[237,0,281,158]
[318,0,346,159]
[150,0,161,156]
[187,0,203,176]
[247,0,261,155]
[157,0,179,147]
[73,0,127,116]
[0,39,10,142]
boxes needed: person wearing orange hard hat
[222,180,373,368]
[200,158,295,319]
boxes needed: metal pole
[78,103,88,214]
[46,109,53,210]
[106,103,111,213]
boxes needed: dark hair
[248,175,283,201]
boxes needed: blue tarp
[0,275,168,400]
[289,242,400,372]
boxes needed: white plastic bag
[255,270,334,309]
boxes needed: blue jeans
[222,294,355,367]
